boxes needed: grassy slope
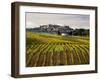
[26,32,89,44]
[26,32,89,67]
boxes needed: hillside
[26,32,89,67]
[26,24,89,36]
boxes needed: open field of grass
[26,32,89,67]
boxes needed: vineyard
[26,32,89,67]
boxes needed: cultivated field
[26,32,89,67]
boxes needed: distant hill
[26,24,73,34]
[26,24,89,36]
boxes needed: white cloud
[26,12,90,29]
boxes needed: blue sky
[26,12,90,29]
